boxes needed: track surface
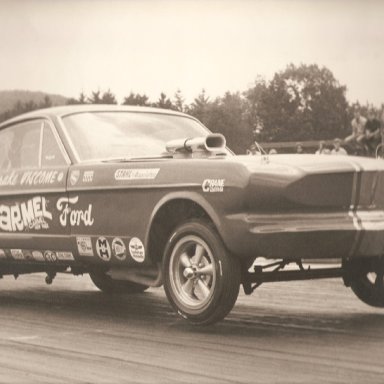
[0,273,382,383]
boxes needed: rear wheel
[163,219,241,325]
[89,271,149,294]
[345,257,384,307]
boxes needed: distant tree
[206,92,252,154]
[88,90,102,104]
[122,92,150,106]
[101,89,117,104]
[243,77,268,138]
[248,64,349,142]
[153,92,174,109]
[173,89,185,112]
[41,95,52,108]
[188,89,211,123]
[67,92,88,105]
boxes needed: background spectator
[362,109,381,155]
[345,106,367,145]
[296,142,304,154]
[331,138,347,156]
[315,141,327,155]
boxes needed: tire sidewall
[163,219,238,324]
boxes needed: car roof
[0,104,193,128]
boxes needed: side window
[0,129,15,171]
[41,122,67,167]
[19,124,42,168]
[0,120,42,171]
[0,119,68,172]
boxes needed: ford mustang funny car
[0,104,383,325]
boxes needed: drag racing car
[0,104,383,325]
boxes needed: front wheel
[345,257,384,307]
[89,271,149,294]
[163,219,241,325]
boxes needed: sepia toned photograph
[0,0,383,382]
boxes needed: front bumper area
[222,210,384,260]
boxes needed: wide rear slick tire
[89,271,149,294]
[163,219,241,325]
[345,257,384,307]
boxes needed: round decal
[112,237,126,261]
[32,251,45,261]
[129,237,145,263]
[96,237,111,261]
[44,250,57,262]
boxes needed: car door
[0,118,71,263]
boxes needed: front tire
[89,271,149,294]
[345,257,384,307]
[163,219,241,325]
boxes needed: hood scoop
[165,134,227,158]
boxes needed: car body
[0,104,384,324]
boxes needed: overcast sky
[0,0,383,105]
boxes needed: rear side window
[41,122,67,167]
[0,119,68,171]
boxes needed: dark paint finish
[0,105,383,274]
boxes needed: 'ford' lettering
[56,196,94,227]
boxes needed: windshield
[61,111,211,162]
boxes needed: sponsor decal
[112,237,126,261]
[70,170,80,186]
[77,236,93,256]
[44,250,57,262]
[0,196,52,232]
[56,251,75,261]
[57,196,94,227]
[20,170,62,186]
[32,250,45,262]
[23,250,34,261]
[96,237,111,261]
[129,237,145,263]
[0,171,18,186]
[11,249,24,260]
[114,168,160,181]
[0,249,6,259]
[83,171,94,183]
[202,179,225,193]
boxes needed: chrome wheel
[169,235,216,310]
[163,219,241,325]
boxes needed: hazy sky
[0,0,383,105]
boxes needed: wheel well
[148,199,212,263]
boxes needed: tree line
[1,63,382,154]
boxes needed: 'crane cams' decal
[56,196,94,227]
[0,196,52,232]
[202,179,225,193]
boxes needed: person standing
[345,106,367,145]
[362,109,381,156]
